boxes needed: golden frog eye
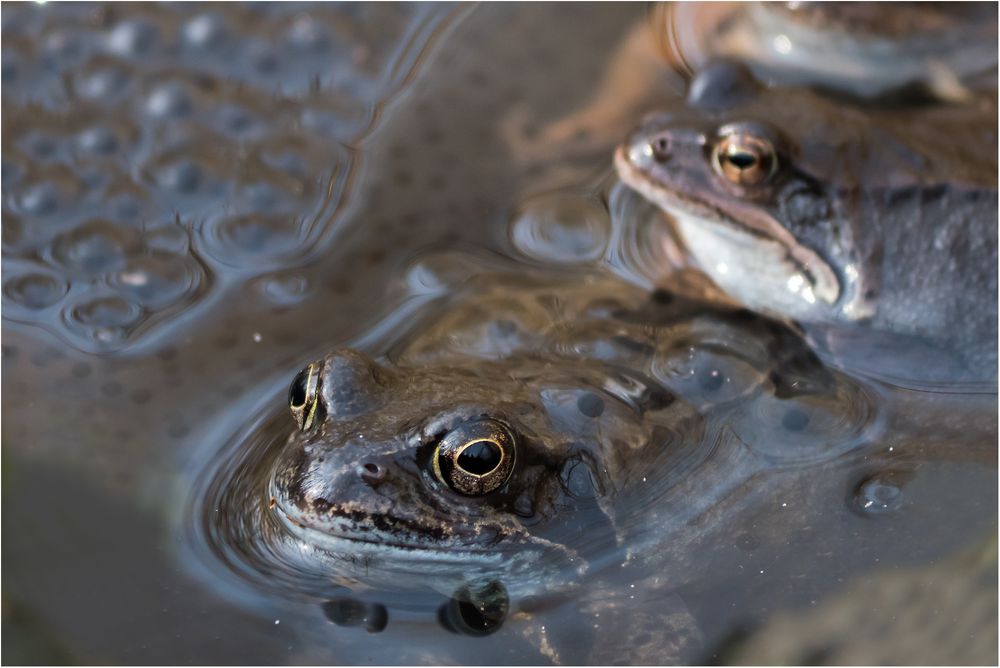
[289,363,322,430]
[433,418,517,496]
[712,133,778,186]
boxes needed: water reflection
[439,581,509,637]
[322,598,389,634]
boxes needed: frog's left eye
[712,133,778,186]
[289,363,322,430]
[433,418,517,496]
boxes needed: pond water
[2,2,996,664]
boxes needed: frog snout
[624,131,663,170]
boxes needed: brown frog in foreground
[200,268,997,664]
[203,266,990,663]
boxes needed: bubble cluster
[2,2,454,354]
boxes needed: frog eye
[712,133,777,186]
[289,363,322,430]
[433,419,517,496]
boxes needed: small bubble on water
[852,470,910,516]
[52,219,133,276]
[106,19,158,56]
[183,13,228,49]
[70,296,142,328]
[111,254,201,310]
[78,126,119,155]
[18,182,60,216]
[146,83,193,119]
[252,271,312,306]
[153,160,201,193]
[252,332,262,343]
[3,273,68,310]
[510,194,610,264]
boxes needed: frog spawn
[1,2,456,354]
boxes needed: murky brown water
[3,2,996,664]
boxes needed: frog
[204,268,905,664]
[660,1,999,101]
[500,1,997,182]
[614,61,999,384]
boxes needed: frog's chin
[664,204,841,322]
[614,148,841,322]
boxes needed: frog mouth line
[270,494,584,573]
[272,500,496,552]
[614,146,841,308]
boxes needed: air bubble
[146,83,193,119]
[510,194,610,264]
[152,160,201,194]
[251,271,312,305]
[183,13,229,49]
[77,126,119,155]
[63,294,144,351]
[728,374,881,465]
[77,65,131,101]
[202,214,303,267]
[110,254,203,310]
[51,219,134,276]
[853,470,911,516]
[651,346,765,408]
[106,20,158,56]
[286,16,329,52]
[17,182,61,216]
[3,272,68,310]
[69,295,142,328]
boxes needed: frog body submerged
[195,269,902,662]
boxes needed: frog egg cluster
[2,2,446,354]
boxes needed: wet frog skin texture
[199,269,990,662]
[616,61,998,381]
[198,269,996,663]
[3,2,996,665]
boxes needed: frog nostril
[650,136,671,163]
[359,461,385,484]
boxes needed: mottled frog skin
[615,61,998,382]
[272,347,688,593]
[234,271,885,662]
